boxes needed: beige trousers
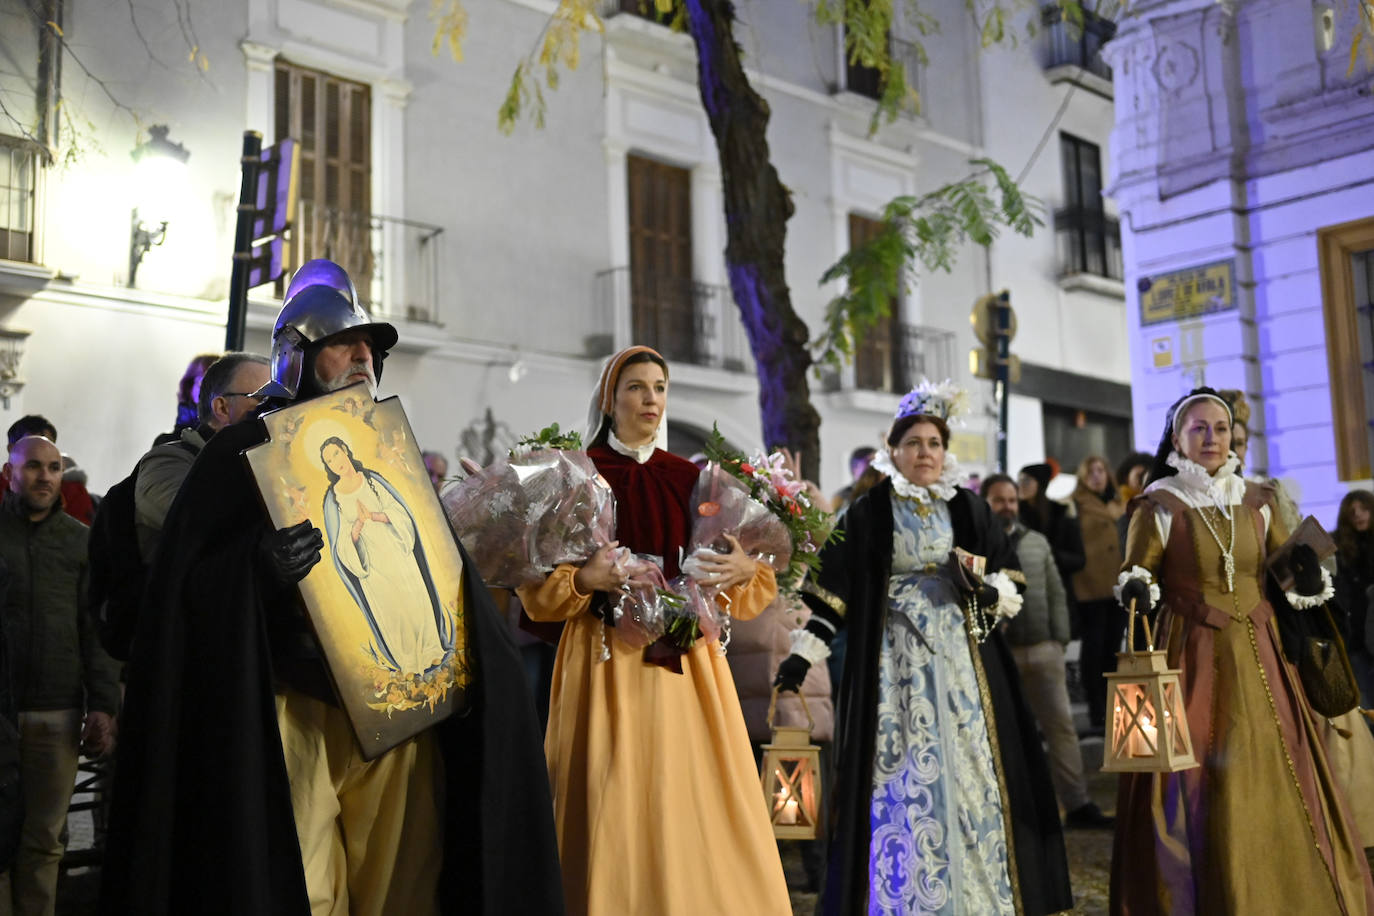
[1009,641,1091,812]
[275,689,443,916]
[0,708,83,916]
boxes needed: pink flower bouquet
[442,443,615,589]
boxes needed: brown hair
[1217,388,1251,427]
[590,347,669,447]
[1074,453,1118,501]
[886,414,950,449]
[1336,489,1374,566]
[980,473,1016,497]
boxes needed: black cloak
[99,418,563,915]
[805,480,1073,916]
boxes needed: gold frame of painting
[245,383,472,760]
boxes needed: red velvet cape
[587,445,700,578]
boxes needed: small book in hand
[1265,515,1335,593]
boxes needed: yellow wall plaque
[1139,259,1235,326]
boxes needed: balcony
[841,35,924,110]
[286,201,445,325]
[1041,5,1116,95]
[855,322,957,394]
[1054,206,1124,283]
[596,266,755,373]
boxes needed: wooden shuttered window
[0,138,37,263]
[1319,218,1374,480]
[849,213,903,393]
[274,60,373,301]
[627,154,699,361]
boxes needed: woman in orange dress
[516,346,791,916]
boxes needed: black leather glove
[773,654,812,693]
[974,582,1001,611]
[1119,577,1153,612]
[1290,544,1323,596]
[258,521,324,586]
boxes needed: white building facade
[0,0,1126,496]
[1106,0,1374,524]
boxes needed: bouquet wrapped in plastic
[441,425,615,588]
[662,464,792,650]
[662,429,841,654]
[603,550,671,651]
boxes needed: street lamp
[128,124,190,288]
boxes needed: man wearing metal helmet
[101,261,563,916]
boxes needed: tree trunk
[681,0,823,482]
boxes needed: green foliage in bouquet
[659,590,702,650]
[511,422,583,453]
[703,425,839,591]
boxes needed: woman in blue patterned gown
[774,381,1073,915]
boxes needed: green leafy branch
[811,158,1043,374]
[497,0,605,134]
[512,422,583,453]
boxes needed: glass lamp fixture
[128,124,190,287]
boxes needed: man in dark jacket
[101,261,562,915]
[132,352,270,563]
[0,435,120,914]
[985,474,1111,830]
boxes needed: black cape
[100,418,563,915]
[806,481,1073,916]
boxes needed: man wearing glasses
[133,351,269,563]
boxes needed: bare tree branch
[125,0,174,70]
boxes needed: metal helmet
[254,259,399,400]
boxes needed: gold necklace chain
[1195,505,1236,593]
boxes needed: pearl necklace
[1195,505,1236,593]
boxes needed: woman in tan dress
[1111,387,1374,915]
[517,346,790,916]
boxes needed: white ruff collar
[872,447,961,503]
[608,431,656,464]
[1147,450,1245,517]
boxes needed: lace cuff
[985,571,1023,621]
[789,628,831,665]
[1286,566,1335,610]
[1113,566,1161,610]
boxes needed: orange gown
[518,443,791,916]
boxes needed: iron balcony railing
[286,201,445,324]
[596,266,755,373]
[1054,205,1124,281]
[1041,5,1116,81]
[855,322,957,394]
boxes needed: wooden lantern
[1102,600,1199,773]
[759,689,822,840]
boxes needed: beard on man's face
[315,360,377,395]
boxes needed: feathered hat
[894,378,969,423]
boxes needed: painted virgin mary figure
[318,435,454,673]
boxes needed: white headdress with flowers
[895,378,969,424]
[877,378,972,504]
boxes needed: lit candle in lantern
[1132,713,1158,757]
[773,775,799,825]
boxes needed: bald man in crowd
[0,436,120,915]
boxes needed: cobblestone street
[57,714,1117,915]
[780,735,1116,916]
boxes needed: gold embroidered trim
[965,620,1024,915]
[1002,569,1027,587]
[1246,616,1344,909]
[801,580,847,619]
